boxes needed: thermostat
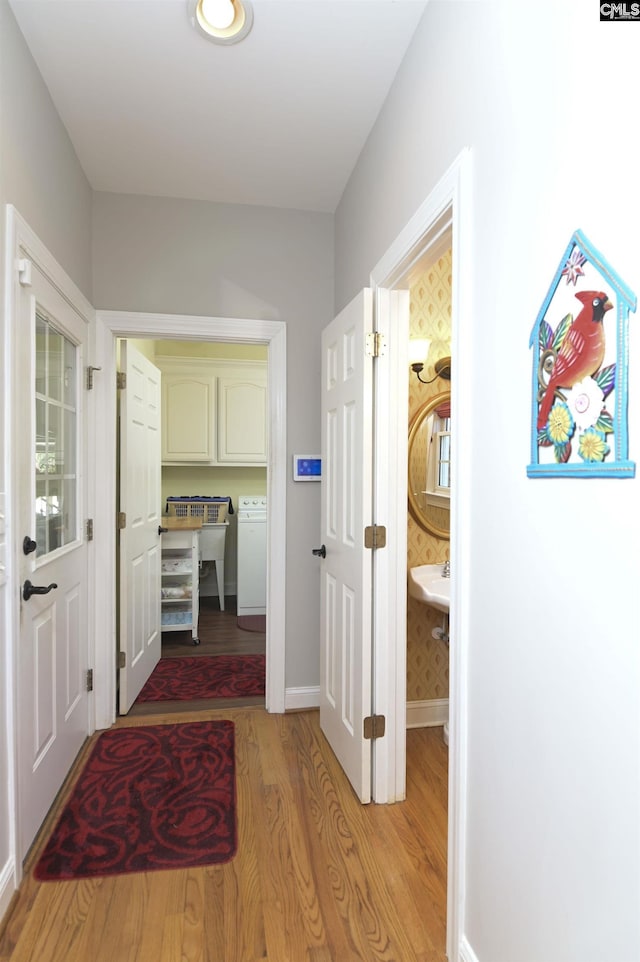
[293,455,321,481]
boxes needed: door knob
[23,580,58,601]
[312,545,326,559]
[158,525,168,535]
[23,536,37,555]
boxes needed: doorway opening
[369,147,470,960]
[118,335,269,715]
[92,311,287,734]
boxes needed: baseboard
[285,686,320,711]
[0,858,16,928]
[459,935,480,962]
[406,697,449,729]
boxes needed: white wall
[0,0,93,919]
[336,3,640,960]
[92,192,334,689]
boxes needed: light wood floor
[0,708,448,962]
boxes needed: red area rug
[34,721,236,880]
[136,654,265,703]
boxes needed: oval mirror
[408,390,451,540]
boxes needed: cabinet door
[217,377,267,463]
[162,375,214,462]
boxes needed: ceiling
[9,0,427,213]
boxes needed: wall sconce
[409,338,451,384]
[188,0,253,45]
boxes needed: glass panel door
[35,311,78,557]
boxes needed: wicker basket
[167,500,228,524]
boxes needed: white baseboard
[459,935,480,962]
[285,686,320,711]
[0,858,16,928]
[406,697,449,729]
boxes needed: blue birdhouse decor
[528,229,636,478]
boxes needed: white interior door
[319,289,374,803]
[16,260,90,859]
[118,343,162,713]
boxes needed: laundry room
[120,336,268,635]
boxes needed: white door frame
[369,148,472,961]
[3,205,96,893]
[92,311,287,731]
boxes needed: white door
[118,343,162,713]
[16,261,91,858]
[319,289,374,803]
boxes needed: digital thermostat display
[293,455,321,481]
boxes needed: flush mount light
[188,0,253,45]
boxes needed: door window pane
[34,311,78,557]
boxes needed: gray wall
[336,3,640,960]
[92,192,334,689]
[0,0,93,916]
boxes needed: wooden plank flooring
[129,597,266,716]
[0,709,448,962]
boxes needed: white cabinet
[161,528,200,644]
[217,377,267,463]
[162,374,214,462]
[158,357,266,466]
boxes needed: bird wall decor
[527,230,636,479]
[536,290,612,431]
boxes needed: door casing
[369,147,471,961]
[91,311,287,732]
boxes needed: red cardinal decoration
[537,290,613,430]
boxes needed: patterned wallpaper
[407,251,452,702]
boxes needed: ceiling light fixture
[188,0,253,45]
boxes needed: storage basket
[167,499,228,524]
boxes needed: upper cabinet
[158,357,267,466]
[217,377,267,463]
[162,374,215,462]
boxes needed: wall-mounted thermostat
[293,455,321,481]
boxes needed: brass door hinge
[118,651,126,669]
[116,371,127,389]
[117,512,126,530]
[365,332,386,358]
[86,518,94,541]
[364,715,386,740]
[86,668,94,692]
[364,524,387,550]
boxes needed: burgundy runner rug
[34,721,236,881]
[136,654,265,703]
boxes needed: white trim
[0,859,16,924]
[93,311,287,729]
[460,936,481,962]
[285,685,320,711]
[369,147,472,962]
[406,698,449,729]
[4,205,96,893]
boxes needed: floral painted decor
[528,230,636,478]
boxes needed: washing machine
[236,495,267,617]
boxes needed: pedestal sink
[408,564,450,612]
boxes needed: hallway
[0,709,448,962]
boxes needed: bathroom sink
[408,564,450,612]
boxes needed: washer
[236,496,267,617]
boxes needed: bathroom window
[426,414,451,507]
